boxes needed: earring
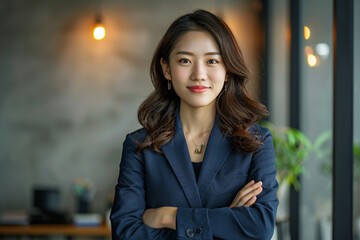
[168,80,171,90]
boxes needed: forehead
[171,31,220,54]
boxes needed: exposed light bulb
[93,15,105,40]
[93,25,105,40]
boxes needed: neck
[179,101,216,135]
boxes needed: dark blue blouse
[192,161,202,180]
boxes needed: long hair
[137,9,268,154]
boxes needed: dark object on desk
[77,198,90,213]
[30,187,68,224]
[30,210,68,224]
[33,188,59,212]
[0,211,29,225]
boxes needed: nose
[190,62,207,81]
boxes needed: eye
[208,59,219,64]
[179,59,191,64]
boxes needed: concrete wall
[0,0,262,217]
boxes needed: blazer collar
[161,107,233,207]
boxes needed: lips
[187,86,210,93]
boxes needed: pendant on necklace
[194,144,204,154]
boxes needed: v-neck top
[191,161,202,180]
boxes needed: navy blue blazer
[110,110,279,240]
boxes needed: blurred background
[0,0,358,239]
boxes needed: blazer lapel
[161,109,203,208]
[197,120,233,202]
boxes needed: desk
[0,224,111,238]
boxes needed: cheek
[210,71,226,87]
[170,68,187,96]
[171,67,188,81]
[170,69,190,92]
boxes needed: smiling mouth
[187,86,210,93]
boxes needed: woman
[110,9,279,240]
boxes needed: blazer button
[186,228,195,238]
[195,228,202,235]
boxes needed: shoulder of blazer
[125,128,147,145]
[248,123,271,140]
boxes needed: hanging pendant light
[93,14,105,40]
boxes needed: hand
[229,180,263,208]
[142,207,178,230]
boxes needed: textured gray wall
[0,0,262,217]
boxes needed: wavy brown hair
[137,9,268,154]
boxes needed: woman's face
[161,31,227,110]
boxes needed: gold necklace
[185,130,211,154]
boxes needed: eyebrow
[175,51,221,56]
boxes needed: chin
[184,101,216,109]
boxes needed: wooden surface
[0,223,111,236]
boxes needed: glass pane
[299,0,333,240]
[268,0,291,239]
[353,0,360,238]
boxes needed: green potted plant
[260,121,312,221]
[261,122,312,190]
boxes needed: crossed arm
[142,180,264,229]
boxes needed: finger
[233,181,262,201]
[229,181,255,208]
[235,187,262,207]
[241,181,262,196]
[232,186,263,208]
[229,181,262,208]
[229,181,261,207]
[243,196,256,207]
[244,196,257,207]
[244,180,255,188]
[230,187,262,207]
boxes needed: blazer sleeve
[175,128,279,240]
[110,134,176,240]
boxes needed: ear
[225,73,229,82]
[160,58,171,80]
